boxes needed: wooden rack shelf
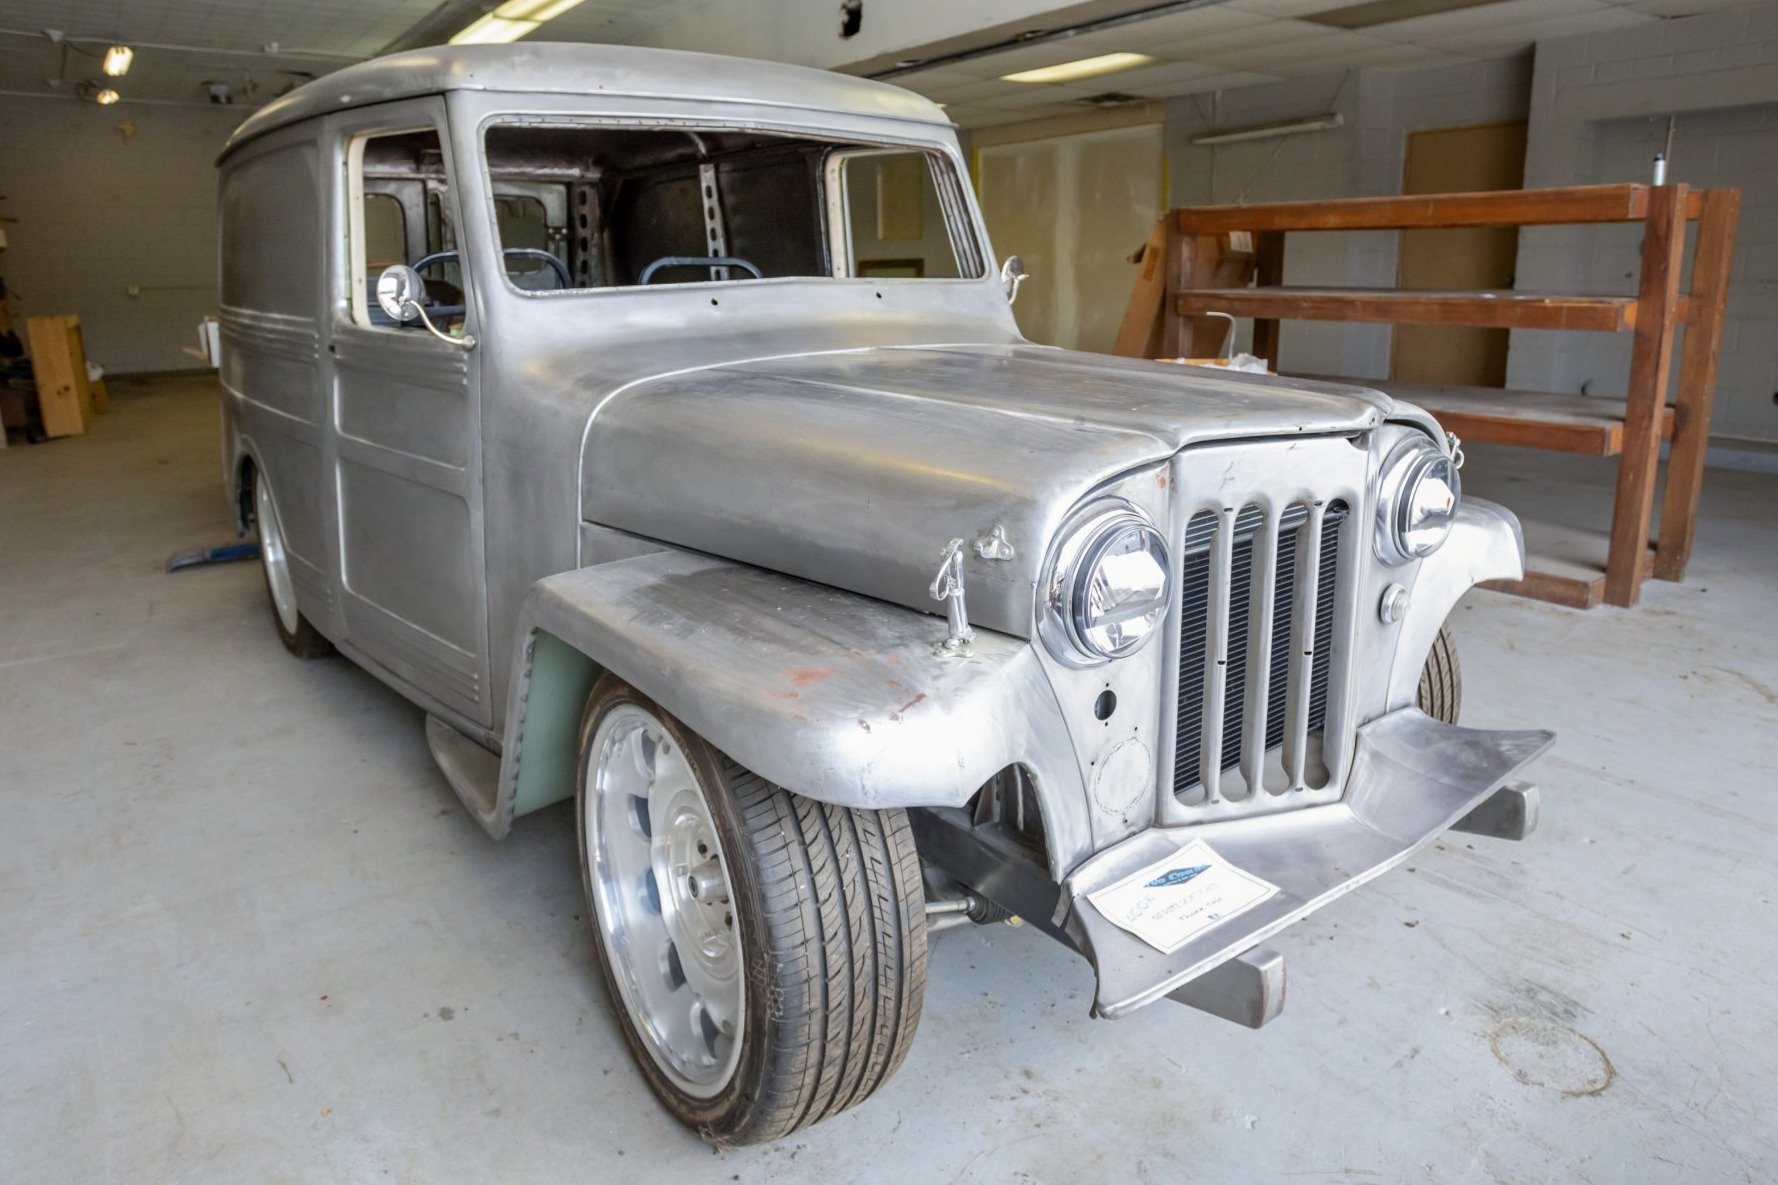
[1173,287,1649,333]
[1117,182,1742,610]
[1297,379,1675,458]
[1172,182,1706,233]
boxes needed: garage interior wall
[0,97,243,374]
[1510,2,1778,449]
[1158,2,1777,453]
[975,120,1164,353]
[1163,56,1532,380]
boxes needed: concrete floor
[4,375,1775,1184]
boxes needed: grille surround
[1154,438,1368,826]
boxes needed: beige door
[1392,121,1527,386]
[977,124,1163,354]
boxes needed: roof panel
[222,41,949,158]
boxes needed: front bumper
[1063,707,1553,1019]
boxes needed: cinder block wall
[1163,3,1778,447]
[0,97,243,375]
[1164,56,1530,381]
[1513,4,1778,446]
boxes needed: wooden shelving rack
[1117,182,1740,609]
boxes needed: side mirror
[999,254,1029,305]
[376,264,426,323]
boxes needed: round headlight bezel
[1375,436,1461,567]
[1039,502,1172,667]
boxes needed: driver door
[323,99,493,729]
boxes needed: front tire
[1416,624,1462,724]
[576,676,927,1145]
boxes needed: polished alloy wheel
[255,474,300,637]
[585,703,742,1098]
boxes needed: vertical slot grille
[1174,501,1348,804]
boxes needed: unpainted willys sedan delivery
[216,43,1553,1144]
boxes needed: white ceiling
[541,0,713,44]
[897,0,1756,127]
[0,0,439,105]
[0,0,1757,116]
[0,0,436,56]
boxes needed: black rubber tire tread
[1416,624,1462,724]
[576,676,925,1147]
[252,472,332,659]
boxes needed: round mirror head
[375,264,425,322]
[999,254,1029,304]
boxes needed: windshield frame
[474,113,991,302]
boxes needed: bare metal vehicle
[216,44,1552,1144]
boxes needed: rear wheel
[576,676,927,1145]
[1416,624,1462,724]
[252,470,331,658]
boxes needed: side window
[349,127,464,329]
[494,193,559,290]
[834,151,966,279]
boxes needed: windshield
[481,123,985,292]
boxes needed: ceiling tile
[1376,0,1603,41]
[1159,16,1333,55]
[1105,4,1275,43]
[1226,0,1364,16]
[1611,0,1747,14]
[1420,3,1648,51]
[1159,68,1284,93]
[1202,27,1402,71]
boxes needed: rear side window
[481,123,983,290]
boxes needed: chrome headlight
[1041,503,1171,665]
[1375,436,1460,566]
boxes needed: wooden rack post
[1117,182,1740,610]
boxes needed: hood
[580,343,1391,635]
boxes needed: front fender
[490,547,1082,846]
[1386,497,1524,708]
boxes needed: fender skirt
[480,549,1070,837]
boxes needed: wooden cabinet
[24,314,96,439]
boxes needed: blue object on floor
[166,542,260,573]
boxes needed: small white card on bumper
[1086,840,1280,954]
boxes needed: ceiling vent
[1305,0,1511,30]
[1076,91,1146,107]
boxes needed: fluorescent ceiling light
[1191,113,1344,146]
[1001,52,1157,85]
[102,44,133,76]
[449,0,590,45]
[94,87,120,104]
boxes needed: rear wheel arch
[234,453,258,535]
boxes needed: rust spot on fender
[889,692,928,722]
[783,666,837,688]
